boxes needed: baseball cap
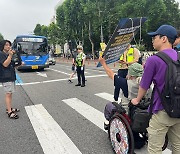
[147,25,177,40]
[128,63,143,77]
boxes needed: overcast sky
[0,0,63,41]
[0,0,179,41]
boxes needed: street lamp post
[99,10,104,43]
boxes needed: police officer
[118,44,140,78]
[75,45,86,87]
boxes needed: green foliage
[33,0,180,52]
[0,33,4,41]
[34,24,42,36]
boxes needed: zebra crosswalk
[25,104,82,154]
[25,92,171,154]
[62,98,106,132]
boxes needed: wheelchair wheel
[109,113,134,154]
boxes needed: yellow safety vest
[76,52,84,66]
[119,48,134,68]
[126,48,134,62]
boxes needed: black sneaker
[75,84,81,86]
[81,84,85,87]
[68,80,73,83]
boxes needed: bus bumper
[17,64,49,71]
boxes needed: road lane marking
[49,67,89,74]
[64,68,89,74]
[36,72,47,77]
[47,68,71,75]
[95,92,122,103]
[62,98,106,132]
[13,74,107,86]
[57,64,107,73]
[95,92,114,102]
[25,104,82,154]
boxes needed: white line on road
[57,64,107,73]
[62,98,106,132]
[47,68,71,75]
[36,72,47,77]
[65,67,89,74]
[95,92,115,102]
[25,104,82,154]
[95,92,123,104]
[15,74,107,86]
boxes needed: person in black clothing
[0,40,21,119]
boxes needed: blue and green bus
[13,35,49,70]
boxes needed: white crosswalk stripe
[25,92,172,154]
[62,98,106,132]
[95,92,114,102]
[25,104,82,154]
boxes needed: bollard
[114,63,116,67]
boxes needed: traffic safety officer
[118,44,140,78]
[75,45,86,87]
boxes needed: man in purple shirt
[131,25,180,154]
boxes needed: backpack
[155,51,180,118]
[128,97,151,133]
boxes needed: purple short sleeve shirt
[140,49,177,113]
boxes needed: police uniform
[76,51,86,86]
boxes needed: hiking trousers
[147,110,180,154]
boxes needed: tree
[48,23,60,46]
[0,33,4,41]
[47,0,180,52]
[41,25,49,37]
[34,24,42,36]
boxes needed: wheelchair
[106,101,168,154]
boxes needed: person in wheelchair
[99,57,152,150]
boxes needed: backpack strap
[149,87,155,116]
[155,52,173,65]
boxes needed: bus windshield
[13,36,48,56]
[17,42,47,55]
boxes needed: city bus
[12,35,49,70]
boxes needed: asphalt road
[0,63,171,154]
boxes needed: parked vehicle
[49,56,56,65]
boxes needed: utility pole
[99,9,104,43]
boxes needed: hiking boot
[75,83,81,86]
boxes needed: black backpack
[155,51,180,118]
